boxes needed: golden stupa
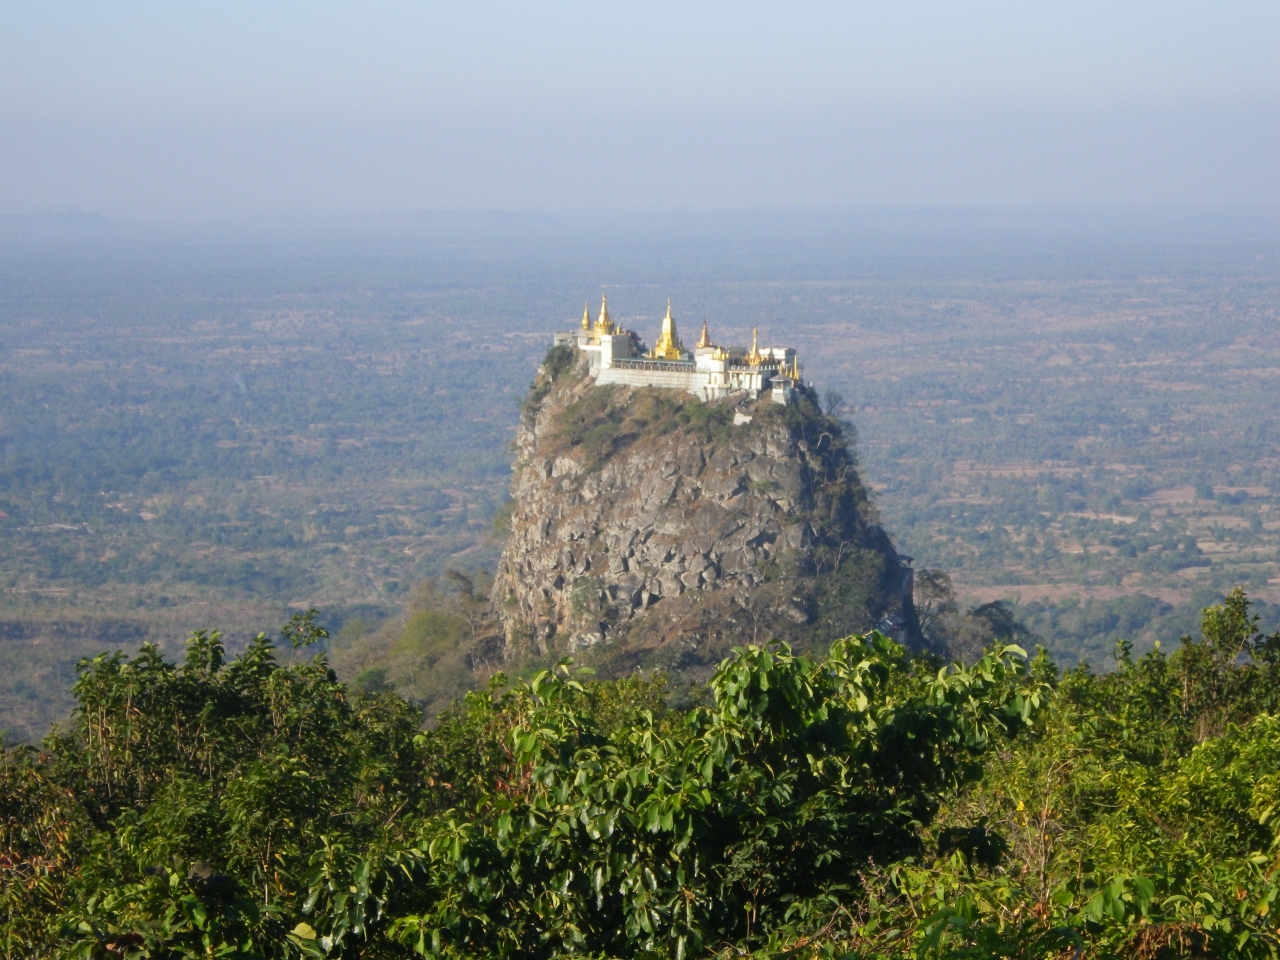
[649,299,684,361]
[696,319,712,349]
[594,294,615,336]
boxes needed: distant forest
[0,209,1278,739]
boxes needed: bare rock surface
[492,348,916,671]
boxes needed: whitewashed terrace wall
[594,369,705,393]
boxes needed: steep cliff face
[492,346,917,674]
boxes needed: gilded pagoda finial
[581,301,591,331]
[594,294,615,335]
[649,298,684,361]
[696,318,712,349]
[746,326,764,366]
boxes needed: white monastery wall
[595,368,704,391]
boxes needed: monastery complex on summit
[554,295,802,404]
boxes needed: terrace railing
[609,358,696,372]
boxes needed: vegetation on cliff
[6,591,1280,957]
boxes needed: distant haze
[1,2,1277,220]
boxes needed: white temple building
[553,296,801,404]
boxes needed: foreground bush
[1,610,1041,958]
[7,591,1280,958]
[764,588,1280,960]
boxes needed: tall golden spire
[696,318,711,349]
[581,301,591,331]
[650,298,684,361]
[594,294,614,335]
[746,326,764,365]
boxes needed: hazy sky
[2,2,1276,219]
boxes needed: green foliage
[330,574,496,720]
[0,620,1041,957]
[1,613,424,958]
[547,384,630,470]
[549,387,736,474]
[489,499,516,538]
[911,569,1040,663]
[370,637,1040,958]
[523,345,578,413]
[786,587,1280,960]
[811,547,888,639]
[11,577,1280,958]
